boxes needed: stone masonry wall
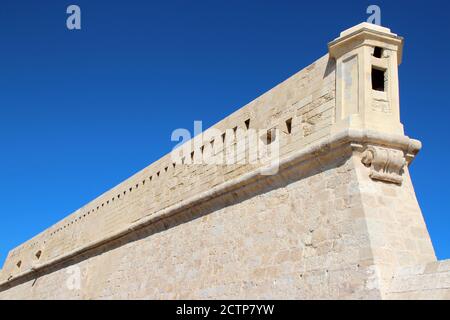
[352,155,436,297]
[1,23,448,299]
[387,260,450,299]
[0,153,383,299]
[0,54,336,282]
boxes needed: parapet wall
[0,22,447,300]
[0,53,336,283]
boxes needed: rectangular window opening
[372,67,386,92]
[373,46,383,58]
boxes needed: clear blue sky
[0,0,449,266]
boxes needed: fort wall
[0,22,447,300]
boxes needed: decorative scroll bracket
[361,145,406,185]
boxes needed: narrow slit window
[244,119,250,130]
[372,68,386,92]
[286,118,292,134]
[266,128,276,144]
[17,261,22,268]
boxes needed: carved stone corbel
[361,146,406,184]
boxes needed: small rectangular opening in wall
[373,46,383,58]
[244,119,250,129]
[372,67,386,92]
[285,118,292,134]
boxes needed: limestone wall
[0,22,448,300]
[387,260,450,299]
[0,150,383,299]
[0,54,336,284]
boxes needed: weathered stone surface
[0,22,446,300]
[387,260,450,299]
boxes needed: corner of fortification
[0,22,447,300]
[327,22,438,298]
